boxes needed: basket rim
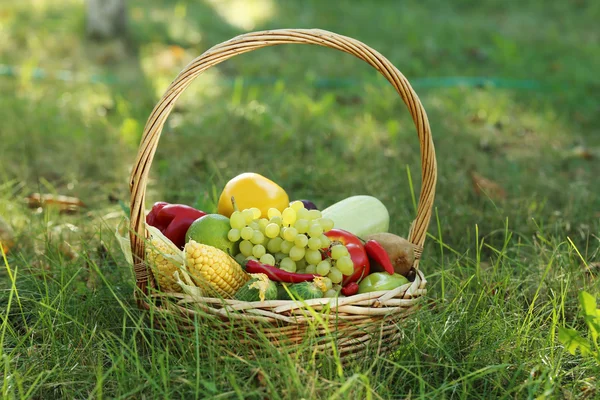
[128,28,437,305]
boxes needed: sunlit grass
[1,0,600,398]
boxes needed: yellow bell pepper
[217,172,289,218]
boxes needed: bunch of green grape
[228,201,354,291]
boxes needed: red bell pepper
[244,260,317,283]
[146,202,206,249]
[324,229,370,286]
[364,239,395,275]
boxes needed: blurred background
[1,0,599,252]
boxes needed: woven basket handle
[129,29,437,295]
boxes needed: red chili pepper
[341,282,359,296]
[146,202,206,249]
[244,260,316,283]
[364,240,395,275]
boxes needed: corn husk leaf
[115,218,133,265]
[174,269,205,299]
[248,273,272,302]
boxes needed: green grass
[1,0,600,398]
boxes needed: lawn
[1,0,600,398]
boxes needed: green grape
[269,216,283,226]
[249,221,260,231]
[283,227,298,242]
[305,249,322,265]
[320,235,331,248]
[308,209,322,220]
[242,209,254,224]
[267,237,283,253]
[324,289,337,298]
[296,208,310,221]
[307,237,322,250]
[239,240,253,257]
[308,223,323,238]
[332,284,342,292]
[296,268,306,274]
[240,226,254,240]
[294,218,309,234]
[330,244,348,260]
[280,240,294,254]
[320,276,333,290]
[250,230,265,245]
[250,207,261,219]
[328,267,343,284]
[294,234,308,248]
[290,201,304,211]
[258,218,269,232]
[245,256,258,262]
[289,246,306,261]
[316,260,331,276]
[268,208,282,219]
[265,223,280,238]
[227,228,241,242]
[318,218,334,232]
[305,264,317,274]
[252,244,266,258]
[260,253,276,266]
[274,252,287,262]
[296,258,307,270]
[282,207,297,226]
[280,257,296,272]
[335,255,354,276]
[230,211,246,230]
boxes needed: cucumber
[234,274,278,302]
[322,195,389,238]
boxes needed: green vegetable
[234,273,278,302]
[278,278,327,300]
[358,272,409,294]
[321,195,389,238]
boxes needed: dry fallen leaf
[26,193,86,213]
[470,171,507,200]
[569,145,595,160]
[0,216,15,254]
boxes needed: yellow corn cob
[146,233,184,293]
[184,240,249,298]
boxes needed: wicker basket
[128,29,437,360]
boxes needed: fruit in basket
[364,232,417,276]
[217,172,289,218]
[230,202,343,281]
[324,229,370,285]
[357,272,409,294]
[184,240,249,298]
[234,273,278,302]
[186,214,237,256]
[145,225,185,293]
[321,195,389,238]
[146,202,207,249]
